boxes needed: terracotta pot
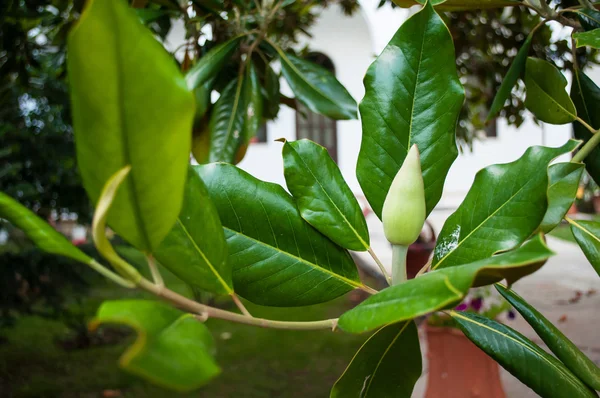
[567,202,578,215]
[594,196,600,214]
[425,326,506,398]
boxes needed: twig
[415,258,432,278]
[146,254,164,288]
[231,293,252,317]
[368,247,392,285]
[138,278,338,330]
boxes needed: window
[295,52,338,162]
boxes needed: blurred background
[1,0,600,396]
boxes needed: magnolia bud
[382,144,426,246]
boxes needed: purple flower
[508,310,516,320]
[455,303,468,311]
[470,297,483,311]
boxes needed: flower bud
[382,144,426,246]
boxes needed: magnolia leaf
[68,0,194,251]
[209,78,246,163]
[577,8,600,31]
[242,62,263,145]
[452,312,597,398]
[574,29,600,49]
[569,218,600,277]
[524,57,577,125]
[571,70,600,185]
[154,167,231,294]
[273,45,357,120]
[487,35,532,122]
[186,37,241,90]
[432,140,578,270]
[0,192,91,264]
[540,163,584,233]
[90,300,220,392]
[338,236,553,333]
[197,163,366,306]
[331,322,421,397]
[282,139,370,251]
[356,1,464,218]
[496,284,600,390]
[392,0,520,10]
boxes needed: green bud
[382,144,426,246]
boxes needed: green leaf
[338,236,553,333]
[208,78,246,163]
[68,0,194,252]
[272,45,357,120]
[540,163,584,233]
[0,192,91,264]
[263,64,280,119]
[242,63,263,144]
[282,139,369,251]
[574,29,600,49]
[196,163,365,306]
[496,284,600,390]
[356,1,464,218]
[432,140,578,270]
[524,58,577,125]
[577,8,600,31]
[487,35,532,122]
[569,219,600,277]
[451,311,597,398]
[571,70,600,185]
[90,300,220,392]
[331,321,421,398]
[186,37,242,90]
[393,0,520,10]
[154,166,231,294]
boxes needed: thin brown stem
[360,285,378,295]
[368,247,391,285]
[416,258,432,278]
[137,278,337,330]
[231,293,252,317]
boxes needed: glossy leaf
[540,163,584,233]
[451,311,597,398]
[68,0,194,251]
[574,29,600,49]
[331,321,422,398]
[185,37,241,90]
[524,57,577,125]
[90,300,220,392]
[569,219,600,277]
[356,1,464,218]
[338,236,553,333]
[487,35,532,122]
[263,64,280,119]
[577,8,600,31]
[197,163,365,306]
[432,140,578,270]
[154,166,231,294]
[0,192,91,264]
[243,63,263,144]
[273,45,357,120]
[392,0,519,10]
[496,284,600,390]
[572,70,600,185]
[282,139,369,251]
[208,78,246,163]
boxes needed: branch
[137,278,338,331]
[368,247,391,285]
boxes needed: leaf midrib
[224,226,363,289]
[528,75,576,119]
[176,218,232,294]
[217,78,245,161]
[571,219,600,245]
[452,312,588,392]
[292,145,368,250]
[111,2,152,250]
[363,322,411,397]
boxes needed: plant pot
[594,196,600,214]
[406,221,436,279]
[567,202,578,215]
[425,326,506,398]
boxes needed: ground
[1,215,599,397]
